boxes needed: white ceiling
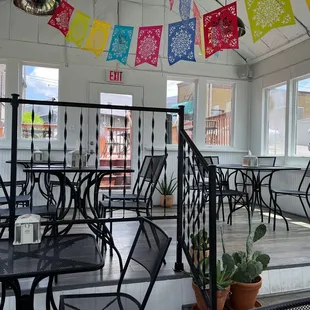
[0,0,309,66]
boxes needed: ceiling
[0,0,309,66]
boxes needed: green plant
[22,111,44,124]
[156,173,177,195]
[231,224,270,283]
[197,254,235,291]
[190,229,209,251]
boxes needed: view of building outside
[205,83,233,146]
[0,65,6,138]
[295,78,310,156]
[265,84,287,155]
[166,80,195,144]
[22,65,59,139]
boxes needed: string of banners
[47,0,297,66]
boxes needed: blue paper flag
[107,25,134,65]
[168,18,196,66]
[179,0,191,20]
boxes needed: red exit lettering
[109,71,123,83]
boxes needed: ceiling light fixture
[13,0,60,16]
[237,17,246,38]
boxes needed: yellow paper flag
[199,22,204,56]
[66,10,90,48]
[245,0,295,43]
[83,20,111,57]
[305,0,310,10]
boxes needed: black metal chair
[59,218,172,310]
[270,160,310,231]
[258,297,310,309]
[102,155,167,203]
[204,156,219,165]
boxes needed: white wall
[250,39,310,217]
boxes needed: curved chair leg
[273,194,277,231]
[268,196,272,224]
[299,196,310,223]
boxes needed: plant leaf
[253,224,267,242]
[256,254,270,270]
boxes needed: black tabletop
[23,166,134,174]
[7,160,64,165]
[216,164,301,172]
[0,234,104,279]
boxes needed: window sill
[145,145,247,153]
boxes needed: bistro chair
[59,218,172,310]
[204,156,219,165]
[102,155,167,203]
[257,297,310,309]
[270,160,310,231]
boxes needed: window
[21,65,59,139]
[292,77,310,156]
[166,80,195,144]
[0,64,6,138]
[205,83,233,146]
[264,83,287,155]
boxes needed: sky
[167,80,182,98]
[24,66,59,101]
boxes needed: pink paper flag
[135,25,163,67]
[193,1,201,46]
[48,0,74,36]
[170,0,174,10]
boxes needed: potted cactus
[157,174,177,208]
[229,223,270,310]
[192,254,235,310]
[190,229,209,266]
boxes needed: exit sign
[106,70,124,83]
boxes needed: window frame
[166,76,198,143]
[289,74,310,157]
[0,61,7,141]
[205,81,236,148]
[18,62,64,149]
[263,81,288,156]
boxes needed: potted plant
[190,229,209,266]
[192,254,235,310]
[157,174,177,208]
[229,223,270,310]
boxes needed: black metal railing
[2,94,218,309]
[179,128,217,310]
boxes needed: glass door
[88,83,143,189]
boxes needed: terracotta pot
[192,281,230,310]
[160,195,173,207]
[230,276,262,310]
[189,247,209,266]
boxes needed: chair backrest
[0,175,9,203]
[204,156,219,165]
[257,156,276,167]
[117,218,171,309]
[133,155,167,201]
[299,160,310,192]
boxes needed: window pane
[0,64,5,138]
[22,65,59,139]
[166,80,195,144]
[205,83,233,146]
[265,84,286,155]
[294,78,310,156]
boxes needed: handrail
[179,128,217,310]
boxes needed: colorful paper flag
[306,0,310,10]
[47,0,74,36]
[168,18,196,65]
[179,0,192,20]
[83,20,111,57]
[135,25,163,67]
[170,0,174,10]
[203,2,238,59]
[66,10,91,48]
[245,0,295,43]
[193,1,201,46]
[107,25,134,65]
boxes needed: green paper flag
[245,0,296,43]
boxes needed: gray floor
[17,204,310,294]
